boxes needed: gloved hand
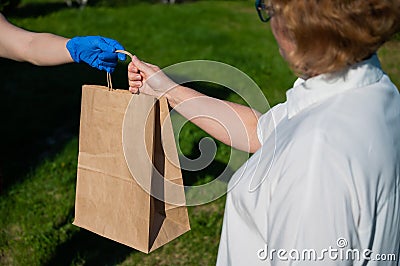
[66,36,126,73]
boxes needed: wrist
[66,37,81,63]
[164,86,179,108]
[65,39,74,63]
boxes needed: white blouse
[216,55,400,265]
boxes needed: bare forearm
[0,14,73,65]
[166,85,262,153]
[22,33,73,66]
[127,57,263,153]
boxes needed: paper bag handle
[106,50,135,90]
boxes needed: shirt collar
[286,54,384,119]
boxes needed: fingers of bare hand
[128,62,139,73]
[129,86,140,94]
[129,80,142,87]
[128,71,142,82]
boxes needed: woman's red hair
[271,0,400,76]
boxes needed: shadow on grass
[46,224,135,266]
[0,58,233,262]
[4,2,70,18]
[45,156,229,265]
[4,0,161,18]
[181,148,234,187]
[0,59,129,193]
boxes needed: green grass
[0,140,79,265]
[0,1,399,265]
[378,42,400,87]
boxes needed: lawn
[0,1,399,265]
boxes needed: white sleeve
[257,103,287,144]
[257,79,302,144]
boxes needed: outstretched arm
[0,13,72,65]
[0,13,126,72]
[128,57,262,153]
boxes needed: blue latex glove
[66,36,126,73]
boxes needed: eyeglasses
[255,0,273,22]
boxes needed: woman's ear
[270,17,296,63]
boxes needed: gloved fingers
[98,52,119,63]
[67,35,127,72]
[98,60,117,69]
[101,36,124,50]
[97,61,117,73]
[96,38,118,54]
[117,52,127,61]
[100,37,127,61]
[96,40,126,62]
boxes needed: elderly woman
[128,0,400,265]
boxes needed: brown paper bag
[73,84,190,253]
